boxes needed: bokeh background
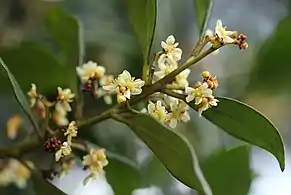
[0,0,291,194]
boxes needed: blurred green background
[1,0,291,195]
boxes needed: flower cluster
[76,61,114,104]
[55,121,78,162]
[27,84,75,126]
[0,159,31,189]
[185,71,219,116]
[103,70,145,103]
[146,34,222,128]
[82,148,108,185]
[205,19,248,50]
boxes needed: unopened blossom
[76,61,106,83]
[55,142,72,162]
[185,82,214,104]
[158,35,182,65]
[103,70,145,103]
[82,148,108,185]
[148,101,168,123]
[27,84,39,107]
[166,101,190,128]
[56,87,75,114]
[0,159,31,189]
[215,20,235,44]
[197,97,219,116]
[64,121,78,143]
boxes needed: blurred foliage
[248,16,291,95]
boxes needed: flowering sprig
[0,18,248,188]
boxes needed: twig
[165,84,185,91]
[126,102,145,115]
[146,51,163,85]
[162,89,186,100]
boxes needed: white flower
[185,83,213,104]
[82,148,108,185]
[99,75,114,87]
[27,84,39,107]
[64,121,78,143]
[197,97,219,116]
[56,87,75,114]
[166,101,190,128]
[0,159,31,189]
[76,61,106,83]
[155,58,178,79]
[53,109,69,126]
[172,68,190,88]
[215,20,235,44]
[55,142,72,162]
[158,35,182,65]
[103,70,145,103]
[148,101,168,123]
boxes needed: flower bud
[202,71,211,79]
[194,81,202,89]
[117,94,127,103]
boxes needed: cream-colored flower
[166,100,190,128]
[59,158,76,178]
[103,70,145,103]
[76,61,106,83]
[154,58,178,79]
[27,84,39,107]
[215,20,235,44]
[172,68,190,88]
[197,97,219,116]
[0,159,31,189]
[52,109,69,126]
[185,83,214,104]
[159,35,182,65]
[148,101,168,123]
[99,74,114,87]
[56,87,75,114]
[55,142,72,162]
[64,121,78,143]
[82,148,108,185]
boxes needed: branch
[147,51,163,85]
[162,89,186,101]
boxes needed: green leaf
[201,145,252,195]
[124,0,157,79]
[193,0,213,38]
[105,152,141,195]
[45,6,83,94]
[31,170,67,195]
[115,114,211,192]
[247,17,291,94]
[0,42,68,94]
[189,97,285,171]
[0,58,40,136]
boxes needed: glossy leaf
[201,145,252,195]
[193,0,213,37]
[124,0,157,79]
[105,152,141,195]
[45,6,82,94]
[31,170,67,195]
[189,97,285,171]
[0,42,67,94]
[0,58,40,135]
[117,115,211,192]
[248,17,291,94]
